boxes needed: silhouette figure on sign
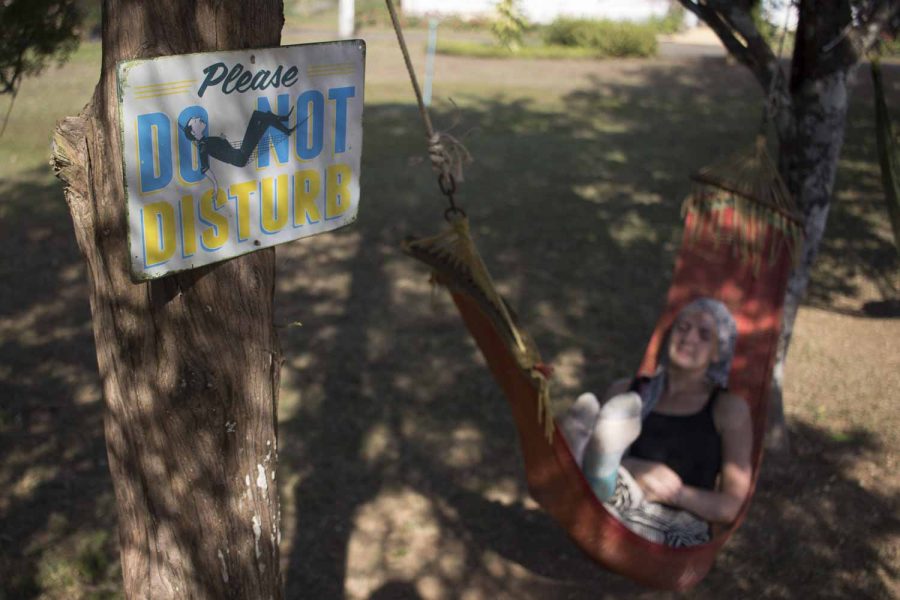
[183,109,301,173]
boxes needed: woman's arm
[671,393,753,523]
[624,393,752,524]
[622,456,684,504]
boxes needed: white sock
[559,392,601,468]
[583,391,643,500]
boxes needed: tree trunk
[765,2,858,453]
[51,1,285,597]
[768,69,852,452]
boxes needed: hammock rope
[386,0,553,434]
[682,6,803,273]
[384,0,473,201]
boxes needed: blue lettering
[176,106,208,184]
[137,112,172,194]
[296,90,324,160]
[256,95,292,168]
[329,86,355,154]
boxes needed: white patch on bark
[217,549,229,583]
[271,470,275,481]
[256,464,268,493]
[252,515,262,560]
[245,474,251,487]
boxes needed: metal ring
[438,172,456,196]
[444,206,467,222]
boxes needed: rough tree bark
[51,1,286,597]
[678,0,899,453]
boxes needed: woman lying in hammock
[559,298,752,547]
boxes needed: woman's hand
[623,458,683,505]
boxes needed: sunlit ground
[0,22,897,600]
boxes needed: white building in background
[401,0,675,25]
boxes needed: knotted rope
[385,0,472,189]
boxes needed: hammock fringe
[402,217,555,443]
[683,137,805,269]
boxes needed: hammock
[402,138,803,591]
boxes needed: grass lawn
[1,23,898,600]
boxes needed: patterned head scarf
[639,298,738,418]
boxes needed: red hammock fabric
[445,207,794,590]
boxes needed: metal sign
[117,40,366,281]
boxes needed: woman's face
[188,117,207,139]
[668,309,719,373]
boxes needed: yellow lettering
[141,201,177,266]
[326,163,352,219]
[261,175,289,233]
[200,188,229,250]
[293,169,321,225]
[230,180,257,241]
[180,195,197,256]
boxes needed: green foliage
[491,0,529,51]
[542,18,658,58]
[436,39,603,60]
[35,529,118,599]
[751,2,784,50]
[0,0,82,95]
[646,4,687,35]
[76,0,102,39]
[879,33,900,56]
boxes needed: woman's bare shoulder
[713,391,751,431]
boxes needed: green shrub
[436,40,602,60]
[491,0,529,51]
[542,18,658,58]
[646,4,687,35]
[880,34,900,56]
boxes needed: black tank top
[627,384,723,491]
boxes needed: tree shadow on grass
[277,55,897,598]
[3,56,897,600]
[0,172,117,597]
